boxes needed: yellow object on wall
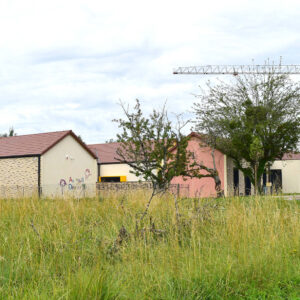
[120,176,126,182]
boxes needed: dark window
[101,177,121,182]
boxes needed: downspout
[98,163,100,181]
[95,149,100,181]
[38,155,41,198]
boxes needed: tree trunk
[215,175,223,198]
[254,163,258,196]
[140,190,155,222]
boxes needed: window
[99,176,126,182]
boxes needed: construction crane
[173,64,300,76]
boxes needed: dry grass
[0,192,299,299]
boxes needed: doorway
[233,168,239,195]
[245,176,251,195]
[270,169,282,193]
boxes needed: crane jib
[173,65,300,75]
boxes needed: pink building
[170,132,226,198]
[89,132,232,198]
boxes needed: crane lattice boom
[173,65,300,75]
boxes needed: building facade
[0,130,98,197]
[271,154,300,194]
[89,134,300,197]
[88,142,142,183]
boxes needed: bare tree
[0,127,17,137]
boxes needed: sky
[0,0,299,143]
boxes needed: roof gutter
[0,154,40,159]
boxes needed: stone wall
[0,156,39,198]
[97,181,153,191]
[97,182,190,197]
[0,156,39,186]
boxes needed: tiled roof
[0,130,97,159]
[88,135,300,164]
[88,140,157,164]
[88,142,122,163]
[282,153,300,160]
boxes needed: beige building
[88,142,142,182]
[271,154,300,194]
[225,154,300,196]
[0,130,98,197]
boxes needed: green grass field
[0,193,299,299]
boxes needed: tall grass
[0,193,299,299]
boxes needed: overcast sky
[0,0,299,143]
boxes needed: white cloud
[0,0,299,142]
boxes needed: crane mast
[173,65,300,75]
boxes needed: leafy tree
[0,127,17,137]
[114,100,191,220]
[114,100,222,220]
[194,73,300,195]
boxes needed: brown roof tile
[0,130,97,159]
[88,142,122,163]
[89,135,300,164]
[282,153,300,160]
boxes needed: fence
[0,185,40,198]
[0,182,190,199]
[0,184,96,199]
[42,183,96,198]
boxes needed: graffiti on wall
[60,179,67,187]
[59,169,91,192]
[85,168,91,180]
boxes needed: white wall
[271,160,300,193]
[100,163,143,181]
[41,135,97,197]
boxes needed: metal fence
[0,185,40,198]
[0,184,96,199]
[0,182,190,199]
